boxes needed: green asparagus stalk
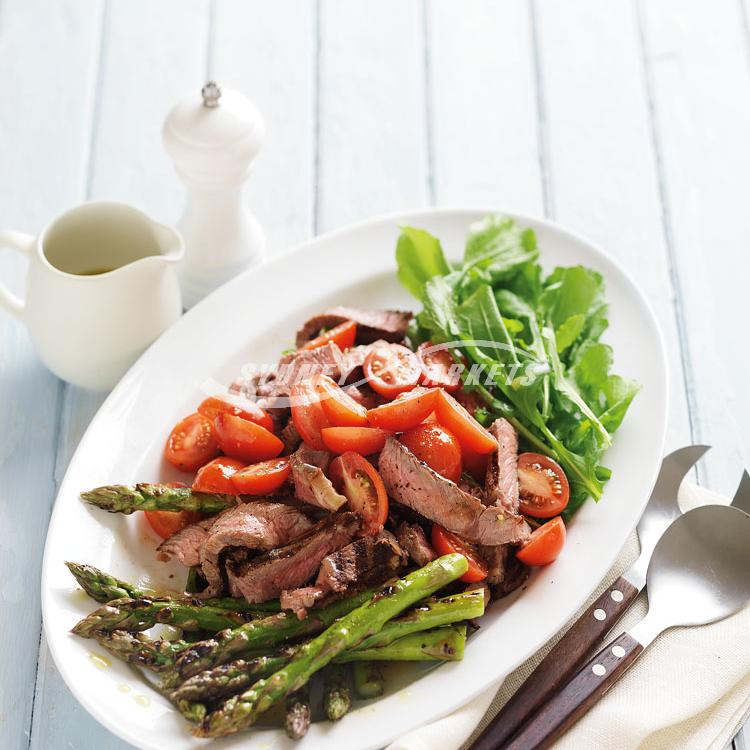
[80,483,235,515]
[176,700,207,724]
[337,625,466,663]
[323,664,351,721]
[92,630,189,672]
[284,685,311,740]
[174,587,379,681]
[352,661,384,699]
[350,589,483,652]
[196,554,468,738]
[65,561,279,613]
[170,650,295,703]
[71,597,255,637]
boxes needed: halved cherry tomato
[430,525,488,583]
[399,423,462,483]
[516,517,566,566]
[417,342,461,392]
[329,452,388,535]
[434,390,496,454]
[144,485,199,540]
[231,457,292,495]
[366,387,439,431]
[322,426,389,455]
[363,343,421,399]
[290,379,331,450]
[462,445,489,483]
[303,320,357,351]
[213,412,284,462]
[517,452,570,518]
[164,413,220,472]
[316,375,369,427]
[198,395,274,433]
[193,456,246,494]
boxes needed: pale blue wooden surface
[0,1,747,747]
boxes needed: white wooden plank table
[0,1,747,747]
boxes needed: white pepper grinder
[163,81,266,308]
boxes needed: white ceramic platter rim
[41,207,669,750]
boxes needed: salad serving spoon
[470,445,710,750]
[502,502,750,750]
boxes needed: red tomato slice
[399,423,462,483]
[430,525,488,583]
[231,457,292,495]
[366,388,439,431]
[517,452,570,518]
[145,509,201,540]
[290,379,332,450]
[198,395,274,433]
[321,426,389,455]
[462,445,489,483]
[434,389,496,454]
[329,452,388,535]
[193,456,246,494]
[316,375,369,427]
[164,413,221,472]
[417,342,461,392]
[363,343,421,399]
[516,517,566,566]
[303,320,357,351]
[213,412,284,462]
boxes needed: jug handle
[0,231,34,320]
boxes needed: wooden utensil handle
[470,575,639,750]
[501,632,643,750]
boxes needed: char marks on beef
[378,437,530,546]
[289,445,346,511]
[395,522,436,567]
[485,418,520,513]
[280,531,406,618]
[198,502,315,597]
[295,308,412,349]
[226,512,360,603]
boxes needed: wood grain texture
[0,1,103,748]
[535,0,693,454]
[317,0,429,232]
[426,0,543,214]
[638,0,750,497]
[213,0,316,253]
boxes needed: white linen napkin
[387,483,750,750]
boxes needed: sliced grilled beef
[295,308,412,348]
[478,544,508,585]
[280,531,406,617]
[289,445,346,511]
[156,516,217,566]
[491,552,529,599]
[379,437,530,546]
[227,512,360,603]
[485,418,519,513]
[395,521,436,567]
[280,420,302,453]
[342,382,385,410]
[199,502,315,597]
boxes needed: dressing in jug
[0,201,184,390]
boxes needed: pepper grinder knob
[163,81,266,308]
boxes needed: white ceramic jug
[0,201,184,390]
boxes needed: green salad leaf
[395,214,639,517]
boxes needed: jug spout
[151,221,185,263]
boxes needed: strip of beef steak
[378,437,530,546]
[485,418,520,513]
[156,516,217,567]
[198,502,315,597]
[395,521,436,567]
[295,308,412,348]
[226,512,360,603]
[280,531,406,618]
